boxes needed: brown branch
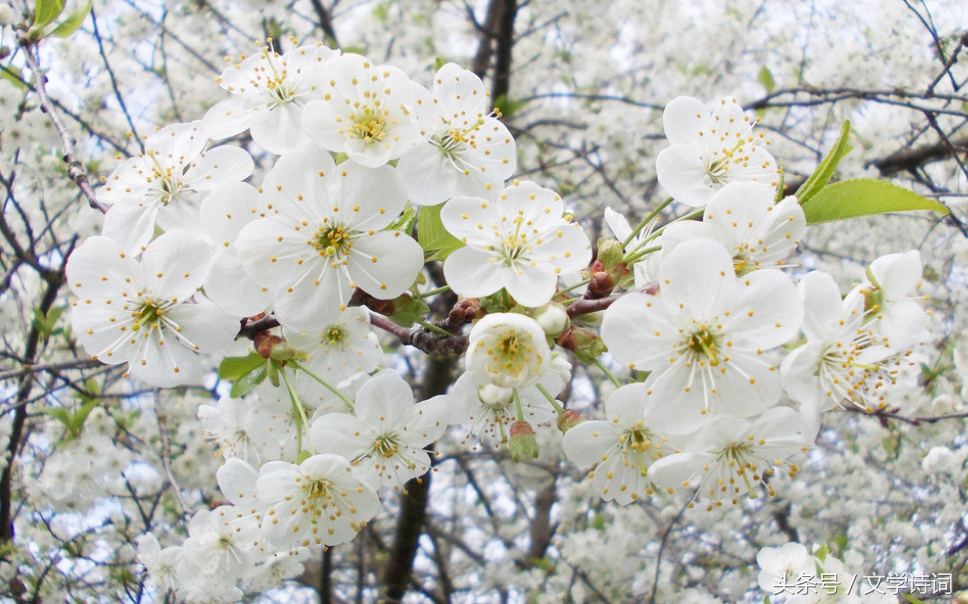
[308,0,339,47]
[382,355,455,603]
[18,43,107,213]
[1,268,65,546]
[849,406,968,427]
[869,135,968,176]
[566,293,623,318]
[490,0,517,103]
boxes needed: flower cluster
[63,39,934,601]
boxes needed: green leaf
[68,397,99,437]
[41,406,72,429]
[219,352,264,381]
[266,359,280,388]
[32,0,64,27]
[31,305,65,337]
[434,56,447,71]
[230,362,267,398]
[757,65,775,93]
[389,202,417,235]
[389,293,430,328]
[797,120,853,205]
[47,0,91,38]
[802,179,949,225]
[417,204,462,261]
[903,596,929,604]
[1,67,28,91]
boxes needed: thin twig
[18,43,107,213]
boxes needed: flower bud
[556,327,578,351]
[254,332,294,360]
[269,340,297,361]
[508,420,539,462]
[597,238,625,271]
[566,327,608,364]
[557,409,584,434]
[587,268,615,298]
[533,303,569,337]
[477,384,514,408]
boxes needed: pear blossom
[136,534,183,595]
[198,395,264,465]
[285,307,382,384]
[562,383,668,505]
[601,238,801,434]
[235,143,423,330]
[441,180,592,307]
[781,271,902,435]
[180,507,262,582]
[396,63,516,205]
[656,96,779,207]
[647,407,807,509]
[755,542,813,594]
[99,121,254,254]
[447,360,567,447]
[249,453,380,549]
[67,231,237,387]
[854,250,929,350]
[310,370,450,490]
[466,312,553,389]
[301,53,419,167]
[203,42,338,154]
[658,181,806,274]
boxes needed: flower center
[350,107,388,143]
[686,327,721,366]
[496,216,531,266]
[131,301,164,332]
[487,330,533,377]
[146,153,192,205]
[373,434,400,459]
[431,119,485,157]
[322,324,349,349]
[305,478,335,505]
[313,224,353,257]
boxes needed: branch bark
[381,355,455,603]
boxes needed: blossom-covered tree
[1,0,968,603]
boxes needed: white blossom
[203,42,338,154]
[302,53,419,167]
[235,143,423,330]
[397,63,516,205]
[67,231,237,387]
[656,96,779,207]
[99,121,253,254]
[601,238,801,434]
[310,370,450,490]
[441,180,592,307]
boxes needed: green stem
[288,360,355,410]
[622,197,673,248]
[592,357,622,388]
[419,285,452,298]
[642,207,705,245]
[280,365,313,455]
[623,245,662,266]
[557,278,591,295]
[418,320,454,337]
[535,383,565,415]
[512,388,525,422]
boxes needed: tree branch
[18,43,107,213]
